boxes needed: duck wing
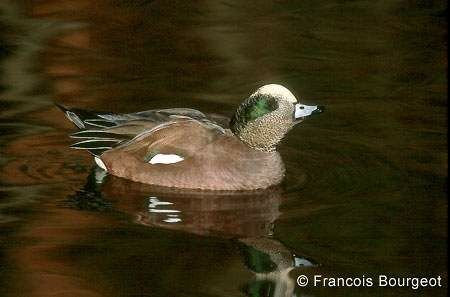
[57,104,228,156]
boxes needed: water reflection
[68,168,316,297]
[104,177,280,238]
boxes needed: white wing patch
[148,154,184,165]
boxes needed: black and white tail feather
[56,103,132,156]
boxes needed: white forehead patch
[252,84,298,103]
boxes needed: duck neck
[230,121,279,152]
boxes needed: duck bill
[294,104,325,120]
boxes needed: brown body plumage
[102,120,285,190]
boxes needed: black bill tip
[312,105,325,115]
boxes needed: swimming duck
[59,84,323,190]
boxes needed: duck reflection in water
[67,167,316,297]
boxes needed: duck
[59,84,323,191]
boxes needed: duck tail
[55,102,87,129]
[55,102,129,156]
[55,102,118,130]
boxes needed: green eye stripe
[242,96,278,123]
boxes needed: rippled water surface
[0,1,447,296]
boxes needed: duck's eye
[299,106,305,109]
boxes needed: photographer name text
[296,274,443,290]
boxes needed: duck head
[230,84,324,152]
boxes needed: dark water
[0,1,447,296]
